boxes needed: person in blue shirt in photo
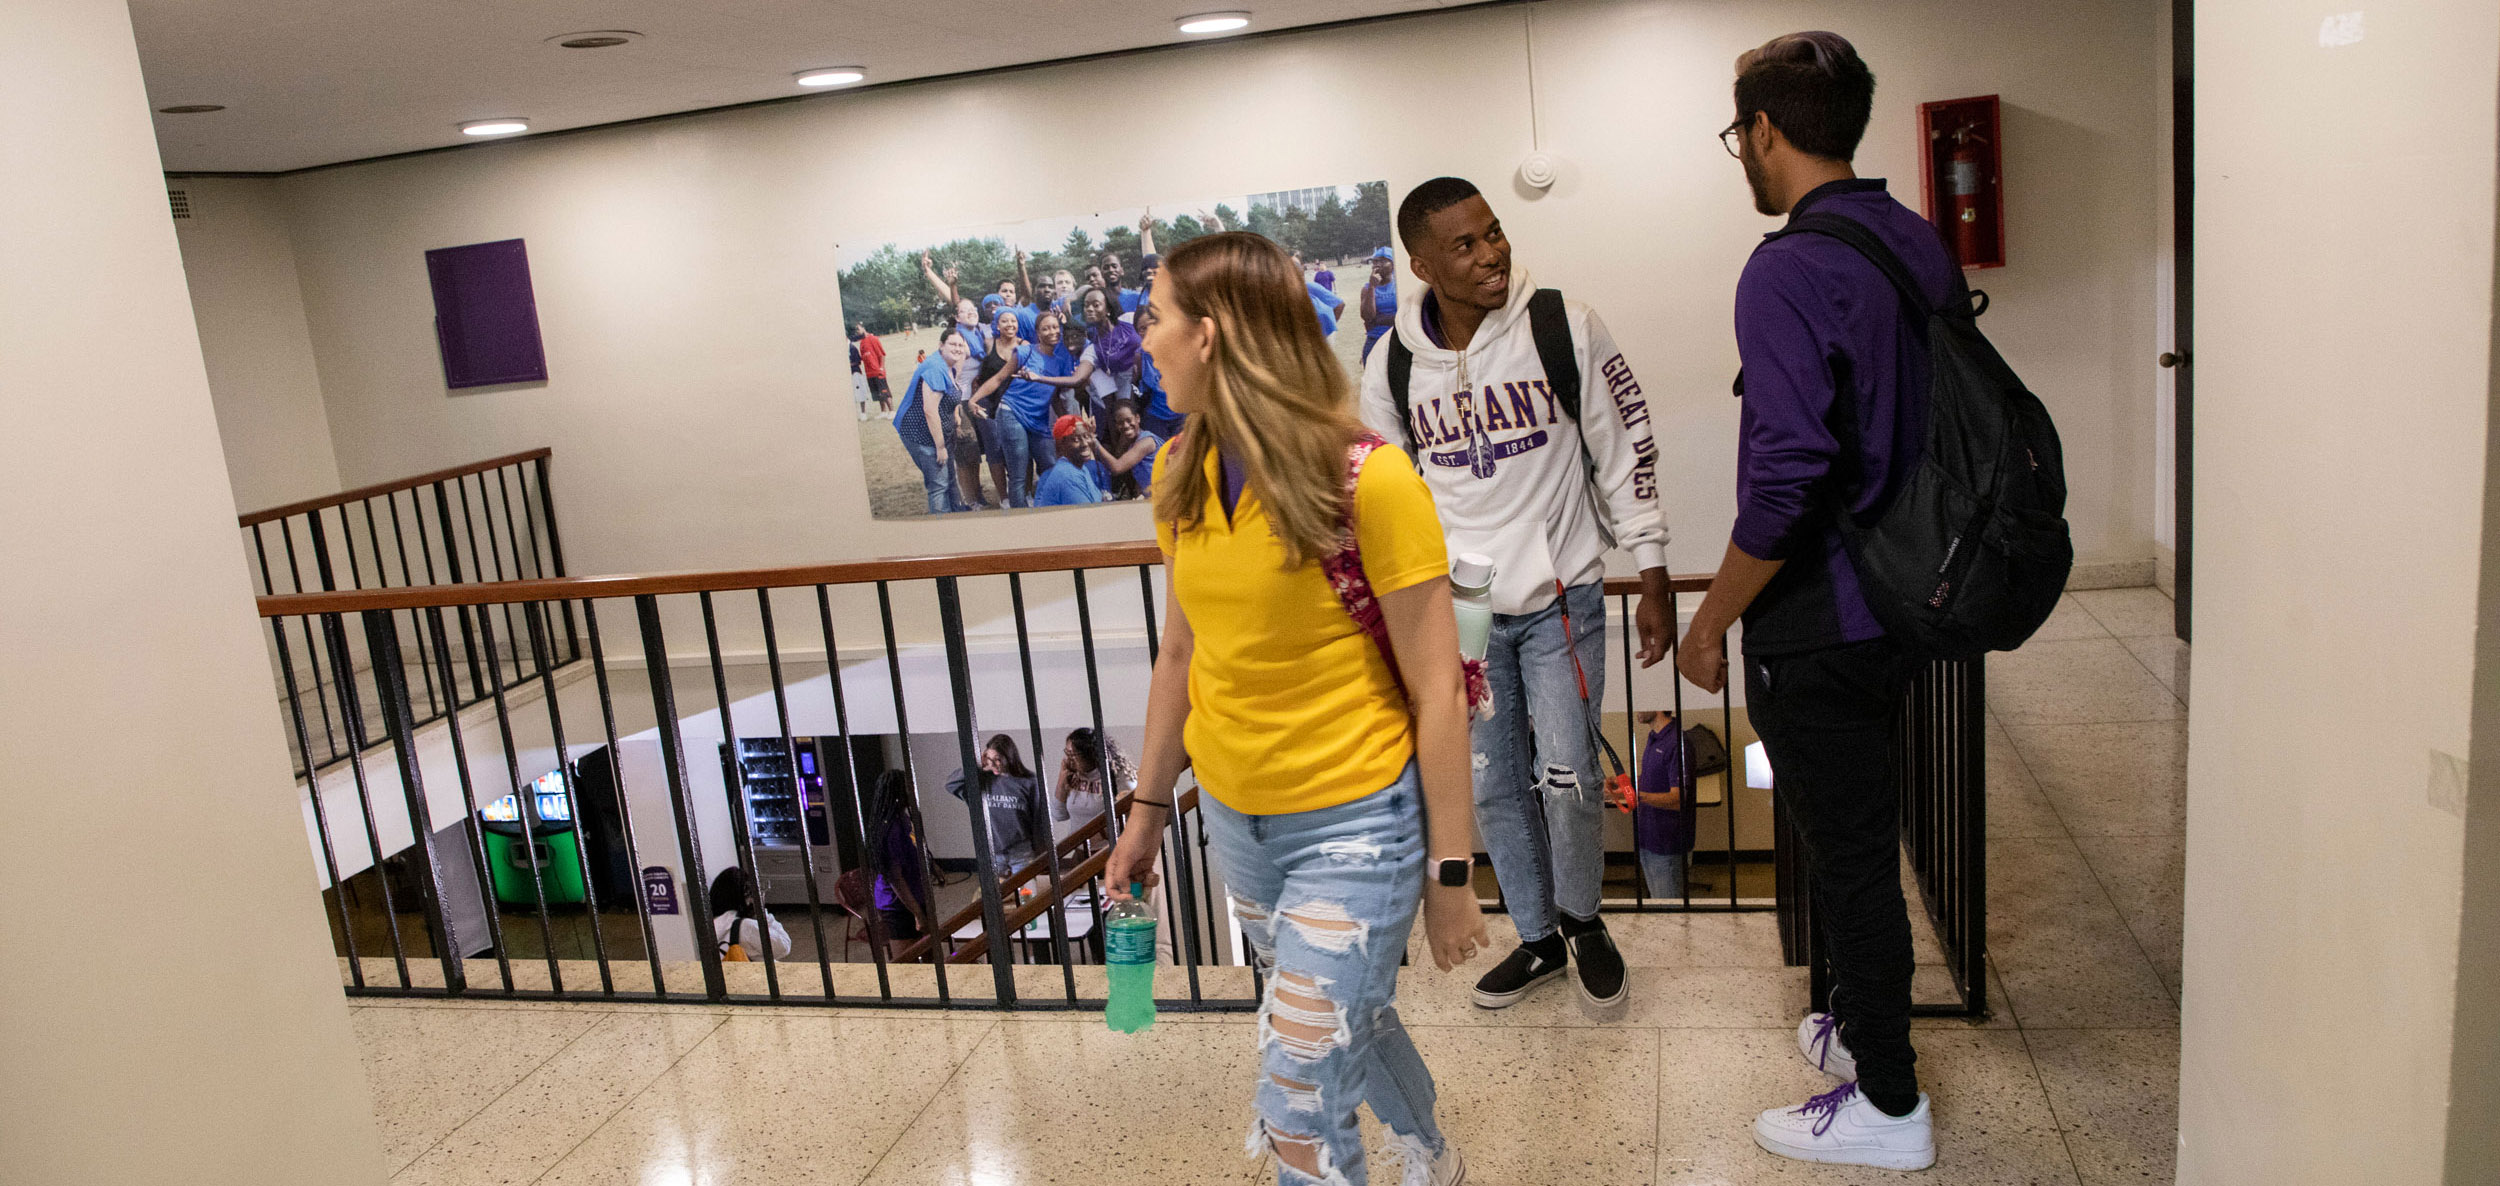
[1008,308,1099,424]
[1097,210,1160,314]
[892,328,971,514]
[919,252,991,361]
[1031,414,1107,507]
[1006,312,1078,495]
[1136,351,1183,440]
[1100,252,1143,315]
[1293,251,1345,336]
[981,272,1039,341]
[1360,246,1399,361]
[963,307,1032,507]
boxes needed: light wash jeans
[1203,762,1447,1186]
[1638,850,1687,899]
[1471,580,1608,943]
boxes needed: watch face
[1437,858,1472,887]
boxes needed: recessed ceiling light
[795,67,867,88]
[461,118,530,137]
[1176,11,1251,35]
[547,30,642,49]
[158,104,226,114]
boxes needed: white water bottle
[1451,552,1496,662]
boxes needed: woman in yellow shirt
[1104,232,1486,1186]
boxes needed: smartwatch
[1434,857,1473,888]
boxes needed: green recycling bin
[479,770,587,907]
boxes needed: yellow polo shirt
[1156,442,1448,815]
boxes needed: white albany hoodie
[1357,268,1668,615]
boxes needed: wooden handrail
[255,542,1169,617]
[236,447,553,527]
[252,540,1713,619]
[936,786,1207,967]
[891,784,1182,965]
[945,846,1119,967]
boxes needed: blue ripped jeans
[1471,580,1608,942]
[1202,762,1445,1186]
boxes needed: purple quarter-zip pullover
[1732,179,1958,654]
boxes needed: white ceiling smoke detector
[1177,12,1252,35]
[1518,152,1558,190]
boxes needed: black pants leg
[1747,637,1921,1107]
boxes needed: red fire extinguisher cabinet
[1917,94,2005,270]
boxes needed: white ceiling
[137,0,1477,174]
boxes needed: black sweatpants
[1746,636,1922,1108]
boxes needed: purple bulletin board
[425,238,548,389]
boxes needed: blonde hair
[1149,232,1364,567]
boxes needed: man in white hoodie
[1360,177,1674,1014]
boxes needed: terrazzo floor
[348,587,2187,1184]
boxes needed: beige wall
[172,176,342,514]
[2178,2,2497,1181]
[200,0,2162,583]
[0,2,385,1183]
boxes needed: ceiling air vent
[168,188,192,220]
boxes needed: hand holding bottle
[1103,810,1164,900]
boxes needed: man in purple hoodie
[1676,32,1953,1171]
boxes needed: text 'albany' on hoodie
[1356,267,1670,616]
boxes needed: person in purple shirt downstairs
[1676,31,1954,1172]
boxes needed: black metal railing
[258,545,1986,1016]
[1594,576,1764,914]
[242,449,578,774]
[262,544,1246,1011]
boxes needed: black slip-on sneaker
[1564,919,1628,1011]
[1471,943,1567,1009]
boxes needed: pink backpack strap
[1320,434,1493,718]
[1320,434,1402,690]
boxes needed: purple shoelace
[1807,1012,1841,1069]
[1795,1082,1860,1136]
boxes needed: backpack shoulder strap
[1527,288,1580,424]
[1318,435,1405,695]
[1775,213,1958,319]
[1386,336,1416,453]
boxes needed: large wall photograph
[838,180,1394,519]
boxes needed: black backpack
[1767,213,2073,658]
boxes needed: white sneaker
[1753,1083,1935,1170]
[1797,1011,1858,1080]
[1398,1137,1467,1186]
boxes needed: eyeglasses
[1720,118,1748,159]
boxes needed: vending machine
[478,768,588,906]
[720,738,857,905]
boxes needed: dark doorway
[2169,0,2194,641]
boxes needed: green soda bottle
[1104,882,1158,1033]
